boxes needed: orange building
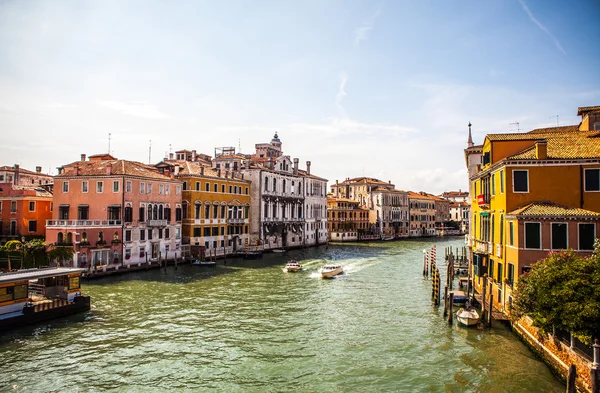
[327,196,369,241]
[46,154,183,268]
[0,184,53,241]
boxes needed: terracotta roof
[297,169,328,181]
[0,184,53,198]
[214,154,248,160]
[58,158,175,180]
[528,125,579,134]
[487,128,579,141]
[508,131,600,160]
[507,201,600,218]
[0,165,52,177]
[327,197,360,204]
[577,106,600,116]
[337,177,390,186]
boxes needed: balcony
[47,219,122,227]
[227,218,246,224]
[474,239,493,254]
[495,244,502,258]
[148,219,168,227]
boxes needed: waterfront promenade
[0,238,562,392]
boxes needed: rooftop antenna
[238,138,241,153]
[509,121,521,132]
[549,115,559,127]
[148,140,152,164]
[108,133,111,154]
[169,144,172,156]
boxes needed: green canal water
[1,238,563,392]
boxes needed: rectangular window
[82,181,88,193]
[203,227,210,236]
[500,170,504,193]
[159,184,164,195]
[147,183,153,194]
[584,168,600,191]
[126,181,132,193]
[551,223,568,250]
[97,181,104,193]
[509,222,514,245]
[166,185,170,195]
[29,201,35,212]
[579,223,596,251]
[205,183,210,192]
[139,207,145,222]
[497,263,503,283]
[176,185,181,195]
[10,201,17,213]
[507,263,514,286]
[194,227,201,237]
[491,173,495,195]
[78,205,89,220]
[62,181,69,193]
[125,230,132,242]
[245,187,249,195]
[148,229,153,240]
[140,182,146,194]
[525,222,541,249]
[28,220,37,232]
[212,227,219,236]
[513,170,529,193]
[113,180,119,193]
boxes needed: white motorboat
[456,307,480,326]
[272,248,286,253]
[283,260,302,272]
[192,260,217,267]
[319,264,343,278]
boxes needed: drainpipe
[580,165,584,208]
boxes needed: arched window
[182,201,188,219]
[221,184,225,193]
[98,231,104,242]
[82,231,88,242]
[153,205,158,220]
[214,183,218,192]
[147,204,153,221]
[159,205,164,220]
[57,232,64,244]
[205,205,210,219]
[182,181,187,191]
[195,203,201,219]
[80,253,87,267]
[66,232,73,244]
[491,214,495,244]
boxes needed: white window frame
[523,221,542,250]
[126,181,132,193]
[500,170,504,194]
[113,180,120,193]
[140,182,145,194]
[147,183,153,194]
[159,184,164,195]
[29,201,36,212]
[62,181,69,193]
[82,181,88,193]
[583,168,600,192]
[176,185,181,195]
[550,222,568,250]
[577,222,596,251]
[512,169,529,193]
[166,185,170,195]
[10,200,17,213]
[97,181,104,193]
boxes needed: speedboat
[457,307,480,326]
[319,264,343,278]
[272,248,286,253]
[448,290,468,306]
[283,260,302,272]
[192,260,217,267]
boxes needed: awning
[479,212,490,217]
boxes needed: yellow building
[468,106,600,314]
[159,160,251,257]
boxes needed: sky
[1,0,599,194]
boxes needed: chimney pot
[36,166,42,173]
[200,166,205,176]
[218,169,221,177]
[81,154,86,162]
[306,161,311,175]
[106,166,112,175]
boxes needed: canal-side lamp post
[592,339,599,393]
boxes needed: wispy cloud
[354,6,382,45]
[98,101,169,119]
[335,72,349,118]
[518,0,566,55]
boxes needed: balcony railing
[495,243,502,258]
[227,218,246,224]
[47,219,122,227]
[474,239,493,254]
[148,219,168,227]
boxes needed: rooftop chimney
[218,169,221,177]
[336,179,339,197]
[174,165,180,176]
[106,165,112,175]
[191,150,197,162]
[306,161,311,175]
[81,154,86,162]
[36,166,42,173]
[293,158,299,175]
[13,164,19,185]
[200,166,205,176]
[535,141,548,160]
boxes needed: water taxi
[319,264,343,278]
[283,260,302,272]
[0,267,91,332]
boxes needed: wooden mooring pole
[448,293,454,324]
[567,364,576,393]
[443,285,449,317]
[487,294,493,327]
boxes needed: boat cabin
[0,267,90,331]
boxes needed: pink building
[46,154,183,268]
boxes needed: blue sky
[1,0,598,193]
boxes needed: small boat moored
[448,290,468,306]
[0,267,91,332]
[272,248,286,253]
[283,260,302,272]
[192,260,217,267]
[319,264,343,278]
[457,307,480,326]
